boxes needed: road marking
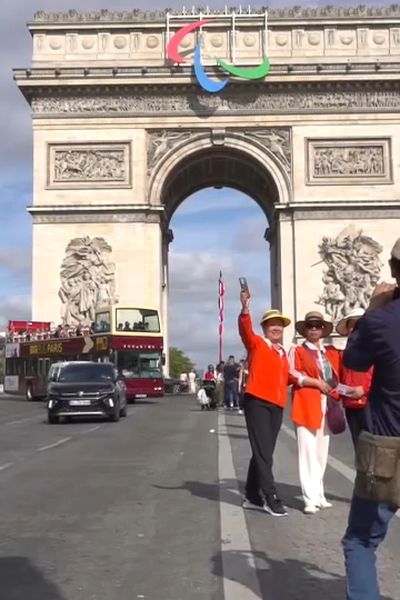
[36,437,72,452]
[79,425,101,435]
[0,462,14,471]
[5,415,41,426]
[218,411,263,600]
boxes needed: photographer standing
[238,290,298,517]
[342,239,400,600]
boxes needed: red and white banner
[218,270,225,363]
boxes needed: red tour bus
[4,305,164,402]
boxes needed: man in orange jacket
[238,290,298,517]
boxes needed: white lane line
[6,415,42,426]
[281,423,400,519]
[0,462,14,472]
[78,425,101,435]
[218,411,263,600]
[36,437,72,452]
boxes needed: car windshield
[58,364,113,382]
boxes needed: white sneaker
[238,409,244,415]
[304,505,320,515]
[318,499,333,509]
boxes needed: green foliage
[169,347,193,379]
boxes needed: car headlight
[108,398,114,407]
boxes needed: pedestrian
[288,311,341,514]
[215,362,225,407]
[188,369,196,394]
[223,355,239,410]
[239,290,298,517]
[342,238,400,600]
[336,308,373,449]
[204,364,216,382]
[238,358,248,415]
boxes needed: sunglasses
[305,321,324,329]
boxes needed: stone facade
[15,7,400,350]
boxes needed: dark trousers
[243,393,283,501]
[345,408,366,449]
[224,381,238,407]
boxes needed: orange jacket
[238,313,298,408]
[289,343,341,430]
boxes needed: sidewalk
[221,411,400,600]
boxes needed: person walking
[288,311,341,514]
[239,290,298,517]
[215,362,225,407]
[336,308,373,449]
[342,239,400,600]
[238,358,249,415]
[223,356,239,410]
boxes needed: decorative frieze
[146,127,292,177]
[317,225,383,321]
[32,85,400,117]
[307,139,392,185]
[48,143,131,189]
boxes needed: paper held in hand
[335,383,356,397]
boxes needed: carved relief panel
[316,225,383,322]
[47,142,131,189]
[59,236,117,326]
[306,139,392,185]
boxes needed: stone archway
[147,130,293,361]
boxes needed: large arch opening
[150,138,290,374]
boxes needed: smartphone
[239,277,250,295]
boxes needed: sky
[0,0,386,370]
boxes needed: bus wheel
[48,413,59,425]
[26,384,35,402]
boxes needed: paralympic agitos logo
[167,19,270,93]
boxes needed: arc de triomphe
[15,6,400,352]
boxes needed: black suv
[46,361,127,424]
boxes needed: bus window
[94,311,110,333]
[115,308,160,333]
[117,351,140,378]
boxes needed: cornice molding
[31,6,400,24]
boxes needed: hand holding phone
[239,277,250,308]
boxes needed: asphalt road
[0,394,399,600]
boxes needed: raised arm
[238,290,257,351]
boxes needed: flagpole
[218,271,225,364]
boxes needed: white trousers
[296,416,330,508]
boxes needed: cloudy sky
[0,0,384,370]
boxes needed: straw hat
[336,308,365,336]
[260,309,291,328]
[295,310,333,338]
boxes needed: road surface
[0,394,399,600]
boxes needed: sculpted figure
[59,237,116,326]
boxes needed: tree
[169,347,193,379]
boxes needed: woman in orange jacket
[238,290,298,517]
[288,311,341,515]
[336,308,373,448]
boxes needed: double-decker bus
[4,305,164,402]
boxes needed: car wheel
[26,384,35,402]
[48,412,59,424]
[110,402,120,422]
[120,403,127,417]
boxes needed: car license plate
[136,394,147,398]
[69,400,91,406]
